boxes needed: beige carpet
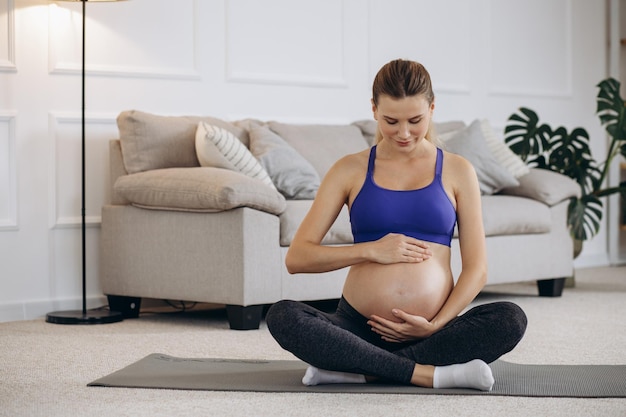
[2,266,626,417]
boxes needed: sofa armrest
[499,168,581,206]
[109,140,130,205]
[114,167,286,215]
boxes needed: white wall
[0,0,610,322]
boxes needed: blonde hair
[372,59,440,146]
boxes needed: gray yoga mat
[88,353,626,397]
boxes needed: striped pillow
[479,119,530,179]
[195,121,276,190]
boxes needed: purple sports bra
[350,146,457,247]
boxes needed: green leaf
[596,78,626,142]
[547,126,600,193]
[504,107,551,160]
[568,195,603,241]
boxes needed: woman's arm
[285,157,364,273]
[429,154,487,331]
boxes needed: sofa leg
[107,295,142,318]
[537,278,566,297]
[226,305,264,330]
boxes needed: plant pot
[573,238,584,259]
[565,238,584,288]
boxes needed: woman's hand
[368,233,432,264]
[368,309,439,343]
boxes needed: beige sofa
[100,111,581,329]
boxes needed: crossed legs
[266,297,526,391]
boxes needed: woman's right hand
[367,233,432,264]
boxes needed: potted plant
[504,78,626,244]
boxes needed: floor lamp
[46,0,125,325]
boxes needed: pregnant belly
[342,258,453,322]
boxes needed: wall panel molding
[225,0,347,88]
[0,0,16,72]
[366,0,472,96]
[487,0,573,98]
[48,112,117,229]
[48,0,200,80]
[0,110,17,230]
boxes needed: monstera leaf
[504,107,552,161]
[547,127,601,194]
[597,78,626,142]
[568,194,603,241]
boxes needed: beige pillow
[195,122,276,190]
[114,167,286,215]
[117,110,248,174]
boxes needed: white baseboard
[574,252,612,269]
[0,296,108,323]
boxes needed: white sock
[432,359,494,391]
[302,366,367,386]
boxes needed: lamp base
[46,309,123,325]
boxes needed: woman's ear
[371,99,378,120]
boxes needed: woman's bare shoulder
[440,149,481,198]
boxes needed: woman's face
[372,94,434,149]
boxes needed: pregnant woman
[265,59,527,391]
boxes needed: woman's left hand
[368,309,438,343]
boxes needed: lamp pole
[46,0,124,325]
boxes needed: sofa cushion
[114,167,286,215]
[249,126,320,200]
[499,168,581,206]
[195,122,276,190]
[279,200,353,246]
[479,119,530,179]
[117,110,248,174]
[268,122,369,178]
[443,119,520,195]
[480,195,551,236]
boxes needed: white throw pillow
[195,121,276,190]
[479,119,530,179]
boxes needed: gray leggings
[266,297,527,384]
